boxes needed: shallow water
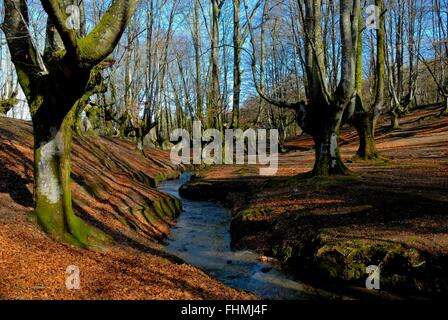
[159,173,335,300]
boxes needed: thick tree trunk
[310,109,349,176]
[355,112,379,159]
[4,0,136,248]
[390,111,400,129]
[312,133,348,176]
[32,107,107,247]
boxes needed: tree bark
[390,110,400,129]
[355,111,379,159]
[441,97,448,116]
[310,107,348,176]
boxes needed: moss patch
[270,230,447,296]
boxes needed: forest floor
[181,105,448,298]
[0,117,252,300]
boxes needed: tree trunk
[390,111,400,129]
[310,109,348,176]
[32,108,108,247]
[137,139,144,152]
[4,0,136,248]
[136,128,145,153]
[355,112,379,159]
[353,0,384,160]
[208,0,222,129]
[231,0,241,129]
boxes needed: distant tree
[0,89,18,116]
[206,0,225,130]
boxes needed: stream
[159,173,335,300]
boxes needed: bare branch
[2,0,46,96]
[41,0,79,55]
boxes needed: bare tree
[245,0,361,176]
[2,0,136,246]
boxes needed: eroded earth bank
[180,107,448,299]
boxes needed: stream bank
[160,174,336,300]
[179,174,448,299]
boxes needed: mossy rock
[154,170,181,185]
[151,196,182,219]
[231,207,273,240]
[269,230,446,296]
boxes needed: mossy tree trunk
[310,108,348,176]
[3,0,136,247]
[207,0,224,130]
[32,106,107,246]
[390,110,400,129]
[312,133,348,176]
[353,0,385,159]
[303,0,359,176]
[355,111,379,159]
